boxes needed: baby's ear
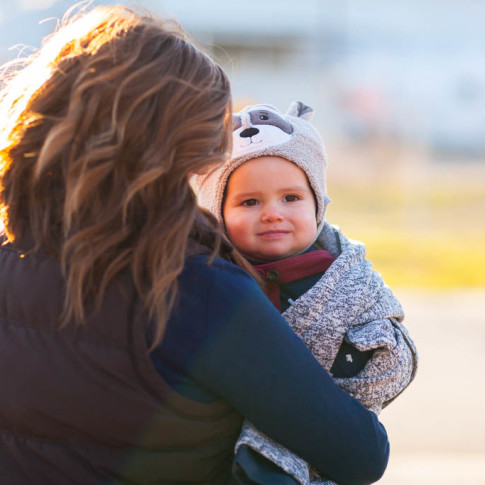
[287,101,314,121]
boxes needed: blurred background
[1,0,484,483]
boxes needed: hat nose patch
[240,127,259,138]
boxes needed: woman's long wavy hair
[0,5,241,346]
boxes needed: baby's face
[223,156,317,261]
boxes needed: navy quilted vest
[0,238,242,484]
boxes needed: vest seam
[0,427,129,449]
[0,427,239,452]
[0,317,129,351]
[0,243,57,261]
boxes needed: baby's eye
[242,199,259,207]
[284,194,300,202]
[259,114,269,121]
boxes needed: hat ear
[287,101,314,121]
[233,114,242,131]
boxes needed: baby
[197,102,417,484]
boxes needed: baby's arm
[330,339,373,377]
[333,318,418,412]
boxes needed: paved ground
[376,289,485,484]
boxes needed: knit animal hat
[196,101,330,231]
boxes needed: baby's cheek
[226,218,247,242]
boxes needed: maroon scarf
[253,250,335,311]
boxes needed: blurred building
[1,0,485,158]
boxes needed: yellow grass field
[325,143,485,289]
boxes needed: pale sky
[18,0,61,10]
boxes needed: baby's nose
[261,205,283,222]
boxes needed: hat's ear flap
[287,101,314,121]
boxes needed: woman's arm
[186,258,389,485]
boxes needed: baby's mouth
[258,230,289,237]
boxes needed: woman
[0,5,389,485]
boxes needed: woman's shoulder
[184,254,258,288]
[180,253,268,318]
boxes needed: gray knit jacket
[235,222,418,485]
